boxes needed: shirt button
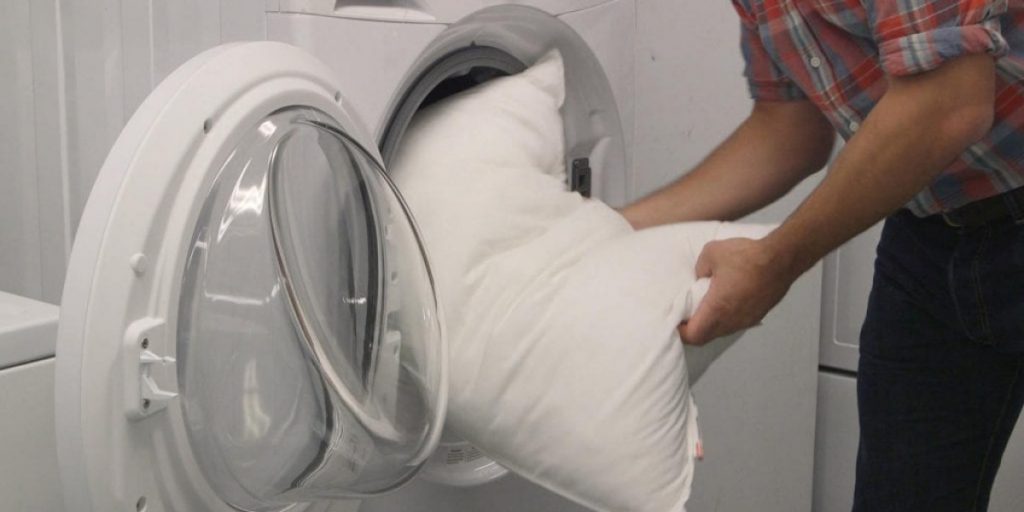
[810,57,822,68]
[849,121,860,132]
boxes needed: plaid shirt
[733,0,1024,215]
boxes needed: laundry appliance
[0,292,62,512]
[0,2,635,511]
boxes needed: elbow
[807,134,836,171]
[803,106,837,172]
[888,53,996,153]
[794,126,835,177]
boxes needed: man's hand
[679,238,797,345]
[679,54,995,346]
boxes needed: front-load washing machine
[263,1,636,207]
[55,42,451,512]
[0,2,637,511]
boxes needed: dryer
[0,2,636,511]
[0,292,61,512]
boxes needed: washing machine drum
[54,42,447,512]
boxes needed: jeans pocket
[974,224,1024,351]
[949,227,996,345]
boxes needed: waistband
[937,187,1024,228]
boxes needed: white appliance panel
[0,293,62,510]
[820,224,883,373]
[0,359,63,512]
[559,0,636,204]
[813,371,859,512]
[814,370,1024,511]
[267,13,446,139]
[275,0,616,23]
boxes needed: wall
[0,0,265,304]
[0,0,68,304]
[634,1,822,510]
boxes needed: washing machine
[263,1,635,207]
[0,2,636,511]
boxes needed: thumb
[680,302,712,346]
[680,311,712,345]
[680,277,725,345]
[694,243,717,279]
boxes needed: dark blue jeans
[853,209,1024,511]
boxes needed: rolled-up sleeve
[733,0,806,101]
[872,0,1009,76]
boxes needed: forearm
[766,55,996,277]
[622,101,834,229]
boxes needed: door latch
[570,158,592,198]
[123,317,178,421]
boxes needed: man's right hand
[679,236,798,345]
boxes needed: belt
[940,187,1024,228]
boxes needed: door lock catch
[571,158,592,198]
[123,317,178,421]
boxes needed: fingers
[685,238,763,345]
[696,238,752,278]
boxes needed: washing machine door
[54,42,447,512]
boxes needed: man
[621,0,1024,509]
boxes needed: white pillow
[391,50,773,512]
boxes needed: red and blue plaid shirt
[733,0,1024,215]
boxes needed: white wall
[0,0,69,304]
[634,1,822,510]
[0,0,265,304]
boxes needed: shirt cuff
[747,79,807,102]
[879,21,1008,76]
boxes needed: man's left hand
[679,237,798,345]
